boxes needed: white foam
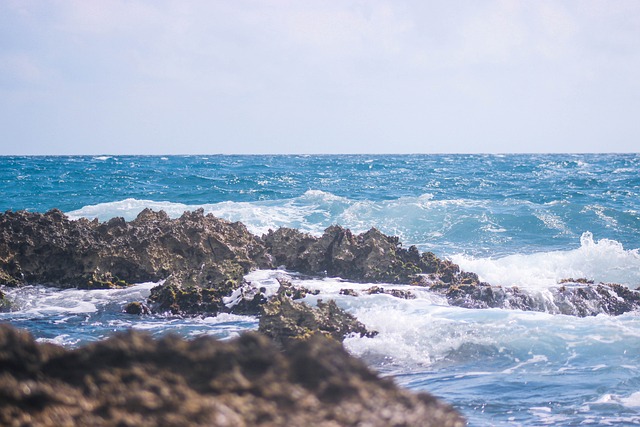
[2,282,157,317]
[452,232,640,289]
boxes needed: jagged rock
[3,209,639,318]
[274,278,320,300]
[259,283,377,348]
[552,282,640,316]
[430,280,640,317]
[0,289,10,312]
[365,285,416,299]
[559,277,594,285]
[263,225,475,285]
[0,209,272,289]
[341,286,416,300]
[0,324,465,427]
[123,301,151,315]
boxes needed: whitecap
[452,232,640,289]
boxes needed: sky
[1,0,639,155]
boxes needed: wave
[66,192,640,273]
[452,232,640,288]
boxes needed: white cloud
[0,0,639,154]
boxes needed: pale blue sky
[1,0,639,155]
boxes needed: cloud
[0,0,639,154]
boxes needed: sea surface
[1,154,640,426]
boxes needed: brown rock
[0,324,466,427]
[0,209,272,289]
[259,281,377,348]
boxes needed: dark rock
[559,278,595,285]
[552,282,640,316]
[123,301,151,315]
[431,280,640,317]
[0,289,10,312]
[259,283,377,348]
[0,209,272,289]
[340,288,360,297]
[0,324,465,427]
[274,278,320,300]
[263,225,474,285]
[365,285,416,299]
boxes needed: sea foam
[452,232,640,289]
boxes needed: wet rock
[339,288,360,297]
[431,280,640,317]
[259,282,377,348]
[559,278,594,285]
[552,282,640,316]
[274,278,320,300]
[123,301,151,315]
[0,324,465,427]
[0,289,10,312]
[365,285,416,299]
[263,226,474,285]
[0,209,272,289]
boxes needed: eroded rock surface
[0,208,271,289]
[0,324,465,427]
[2,209,639,318]
[263,225,475,285]
[258,280,377,348]
[429,280,640,317]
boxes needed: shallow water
[2,154,640,425]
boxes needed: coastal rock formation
[429,280,640,317]
[2,209,639,318]
[0,208,271,288]
[258,280,377,348]
[0,324,465,427]
[340,286,417,299]
[263,225,474,285]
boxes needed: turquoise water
[2,154,640,425]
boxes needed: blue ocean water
[1,154,640,426]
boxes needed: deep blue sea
[2,154,640,426]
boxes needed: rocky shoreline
[2,209,640,318]
[0,324,465,427]
[3,208,640,425]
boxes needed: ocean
[1,153,640,426]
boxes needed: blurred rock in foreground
[0,324,465,427]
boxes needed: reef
[0,208,271,289]
[2,209,640,318]
[263,225,469,285]
[427,279,640,317]
[258,280,377,348]
[0,324,465,427]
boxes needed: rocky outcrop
[428,280,640,317]
[0,324,465,427]
[340,286,417,299]
[258,280,377,348]
[2,209,639,318]
[263,225,473,285]
[0,289,9,312]
[0,208,272,289]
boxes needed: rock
[0,209,272,289]
[273,278,320,300]
[146,260,247,316]
[430,280,640,317]
[263,225,475,285]
[0,289,10,312]
[365,285,416,299]
[123,301,151,315]
[552,282,640,316]
[0,324,466,427]
[259,282,377,348]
